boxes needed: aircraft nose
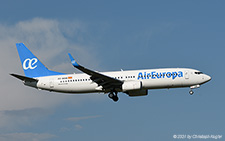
[205,74,211,82]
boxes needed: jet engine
[122,81,142,91]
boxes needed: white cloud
[0,108,52,130]
[0,18,102,111]
[66,115,102,122]
[0,132,56,141]
[60,124,84,132]
[74,124,83,130]
[0,18,104,130]
[60,115,102,131]
[59,127,71,132]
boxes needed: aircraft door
[184,71,189,79]
[49,78,54,89]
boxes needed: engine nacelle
[122,81,142,92]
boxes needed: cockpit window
[195,72,203,75]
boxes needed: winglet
[68,53,79,67]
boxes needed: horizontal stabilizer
[10,73,38,82]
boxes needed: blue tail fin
[16,43,64,78]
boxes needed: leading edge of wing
[68,53,123,89]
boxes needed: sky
[0,0,224,140]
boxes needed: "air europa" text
[138,71,183,80]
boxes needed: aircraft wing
[68,53,123,91]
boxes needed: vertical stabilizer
[16,43,64,78]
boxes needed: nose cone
[204,74,211,83]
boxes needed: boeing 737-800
[11,43,211,102]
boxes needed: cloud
[74,124,83,130]
[66,115,102,122]
[61,115,102,132]
[60,124,84,132]
[0,132,56,141]
[0,18,102,111]
[0,18,104,130]
[0,108,52,130]
[59,127,71,132]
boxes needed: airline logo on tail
[23,58,38,70]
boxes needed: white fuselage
[13,43,211,101]
[33,68,211,94]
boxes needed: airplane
[11,43,211,102]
